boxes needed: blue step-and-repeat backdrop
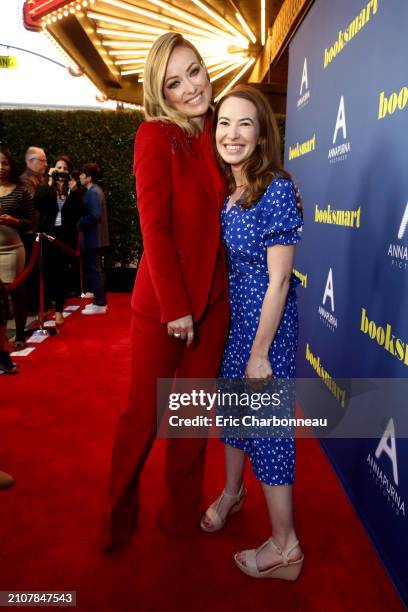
[285,0,408,603]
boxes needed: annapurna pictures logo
[297,58,310,109]
[328,96,351,163]
[318,268,338,331]
[366,418,406,517]
[387,202,408,271]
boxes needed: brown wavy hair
[212,85,292,209]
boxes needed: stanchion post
[37,232,46,333]
[79,246,85,296]
[23,232,79,338]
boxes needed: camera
[51,170,70,181]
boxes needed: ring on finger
[174,332,181,338]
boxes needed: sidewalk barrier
[2,232,81,333]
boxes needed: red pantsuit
[102,117,229,548]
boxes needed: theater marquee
[22,0,312,105]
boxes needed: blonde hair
[143,32,209,134]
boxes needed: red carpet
[0,294,403,611]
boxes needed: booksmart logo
[328,96,351,163]
[288,134,316,160]
[297,58,310,109]
[293,268,307,288]
[360,308,408,366]
[387,202,408,271]
[324,0,379,68]
[305,343,346,407]
[318,268,338,331]
[314,204,361,228]
[367,419,406,517]
[378,85,408,120]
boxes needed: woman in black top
[0,278,18,373]
[0,145,36,350]
[35,155,83,324]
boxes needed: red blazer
[131,117,228,323]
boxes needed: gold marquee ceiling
[24,0,313,105]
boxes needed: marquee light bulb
[261,0,266,46]
[99,0,241,43]
[121,68,144,75]
[210,61,248,83]
[108,48,149,55]
[214,57,255,101]
[97,29,158,40]
[144,0,233,37]
[87,11,169,34]
[115,58,145,65]
[235,11,257,44]
[190,0,248,47]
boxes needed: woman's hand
[0,214,20,228]
[245,353,273,380]
[167,314,194,346]
[47,167,57,186]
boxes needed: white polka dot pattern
[220,178,303,486]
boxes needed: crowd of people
[0,144,109,374]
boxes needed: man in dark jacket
[19,147,48,314]
[19,147,48,197]
[78,163,109,314]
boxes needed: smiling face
[215,96,260,178]
[163,45,211,129]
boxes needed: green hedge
[0,109,144,267]
[0,109,286,268]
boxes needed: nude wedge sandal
[234,537,304,580]
[200,484,246,533]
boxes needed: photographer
[35,156,83,325]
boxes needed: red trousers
[101,293,230,548]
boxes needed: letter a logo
[322,268,334,312]
[299,58,308,96]
[397,202,408,240]
[375,418,399,485]
[333,96,347,144]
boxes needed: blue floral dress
[220,178,303,486]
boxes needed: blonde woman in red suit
[102,32,230,550]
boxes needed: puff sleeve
[261,179,303,247]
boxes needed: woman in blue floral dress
[201,86,304,580]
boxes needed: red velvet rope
[43,233,81,258]
[3,233,80,293]
[5,239,40,292]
